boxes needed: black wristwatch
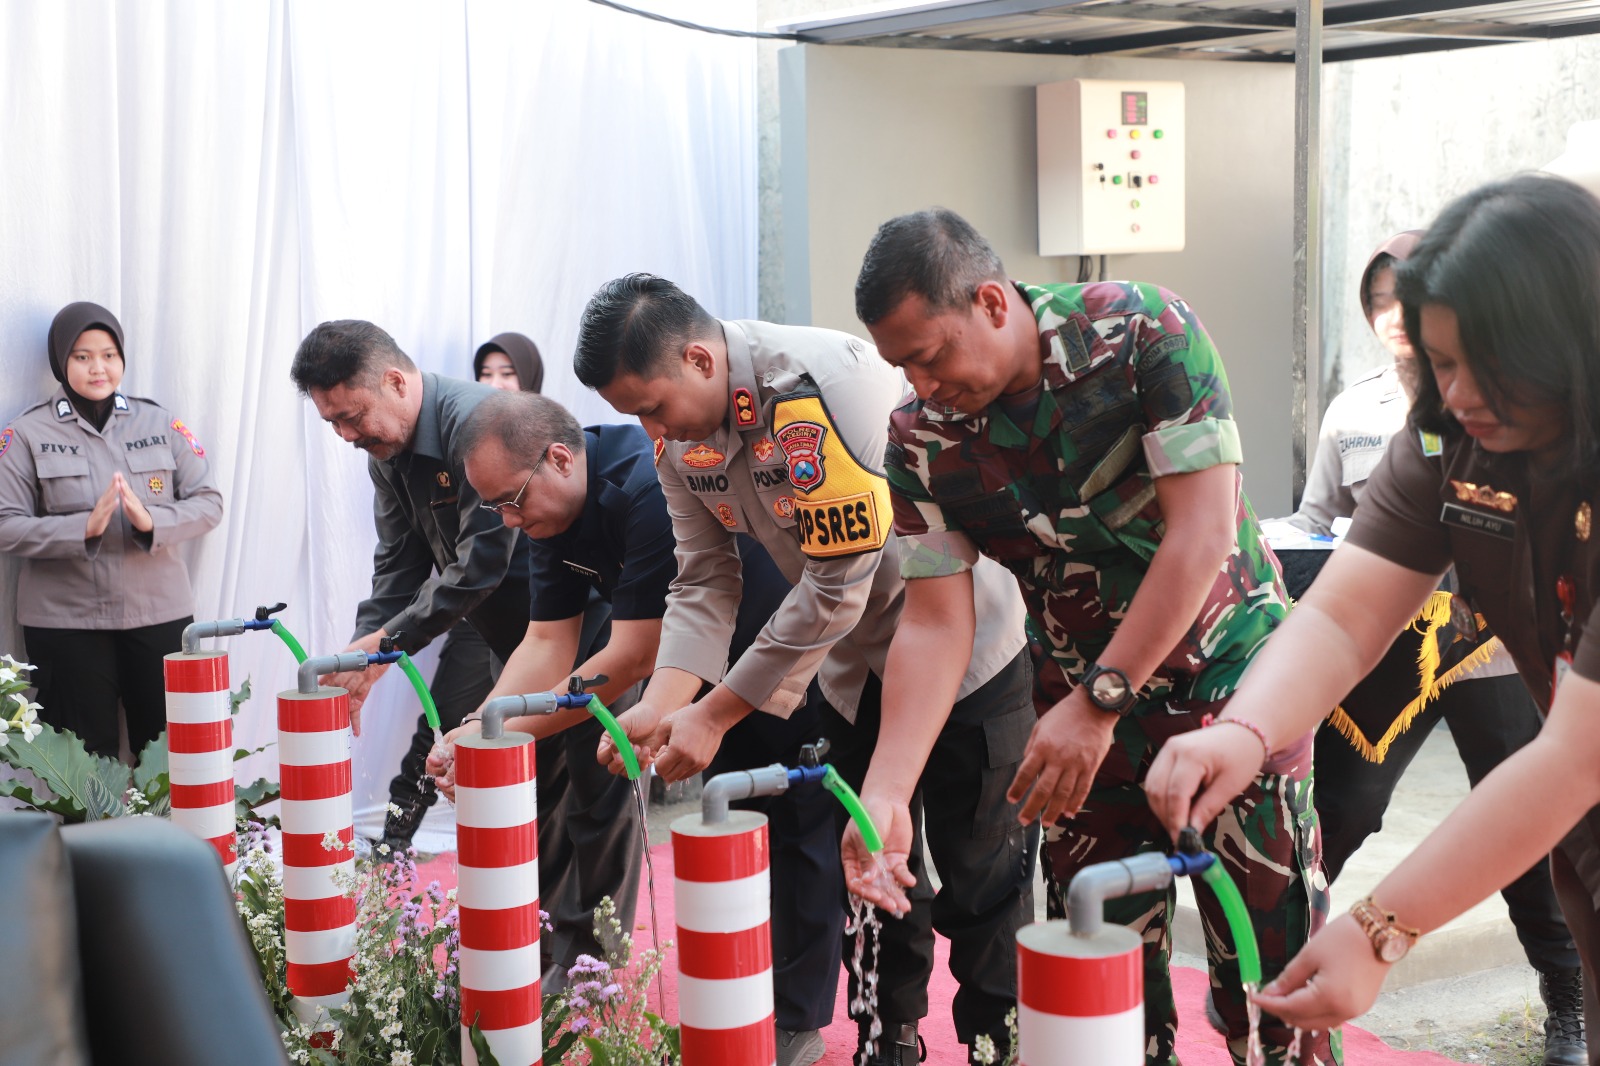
[1081,663,1136,715]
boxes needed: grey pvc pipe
[701,765,792,825]
[297,652,370,695]
[181,618,247,655]
[1066,852,1176,938]
[478,693,562,740]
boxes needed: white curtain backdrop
[0,0,758,849]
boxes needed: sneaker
[776,1027,824,1066]
[1540,967,1587,1066]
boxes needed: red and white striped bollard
[455,729,542,1065]
[278,684,357,1022]
[163,650,237,878]
[672,808,775,1065]
[1016,920,1143,1065]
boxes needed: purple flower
[570,1018,591,1034]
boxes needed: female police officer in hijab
[0,301,223,759]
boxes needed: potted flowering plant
[235,827,679,1066]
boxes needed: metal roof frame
[771,0,1600,497]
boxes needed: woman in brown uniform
[1147,172,1600,1045]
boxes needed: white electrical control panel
[1037,78,1186,256]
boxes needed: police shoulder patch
[0,427,12,460]
[771,385,891,559]
[653,436,666,466]
[170,417,205,457]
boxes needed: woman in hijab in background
[473,332,543,394]
[0,301,223,759]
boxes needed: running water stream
[846,894,884,1066]
[630,776,666,1013]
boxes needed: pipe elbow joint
[181,618,247,655]
[297,652,370,694]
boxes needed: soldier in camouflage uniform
[843,209,1336,1066]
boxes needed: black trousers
[384,621,500,836]
[822,648,1039,1050]
[25,618,191,759]
[706,683,842,1031]
[1317,671,1579,972]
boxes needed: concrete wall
[1320,40,1600,402]
[779,43,1298,515]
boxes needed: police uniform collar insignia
[55,399,72,419]
[1419,430,1443,458]
[436,471,451,488]
[653,436,666,466]
[682,443,725,469]
[113,393,128,411]
[1449,479,1516,513]
[752,437,775,464]
[732,387,758,428]
[1578,501,1593,543]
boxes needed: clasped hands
[85,472,154,539]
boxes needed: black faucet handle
[1177,825,1205,856]
[798,738,831,768]
[568,674,608,695]
[379,634,400,655]
[254,602,288,622]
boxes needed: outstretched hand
[1250,915,1391,1030]
[426,718,482,801]
[841,791,914,918]
[597,702,666,778]
[1144,720,1267,841]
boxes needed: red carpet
[417,846,1467,1065]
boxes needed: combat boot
[859,1020,926,1066]
[1540,966,1587,1066]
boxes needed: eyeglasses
[479,448,549,516]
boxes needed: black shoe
[858,1021,925,1066]
[1540,967,1587,1066]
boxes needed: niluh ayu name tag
[1440,502,1515,540]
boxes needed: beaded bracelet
[1200,713,1270,757]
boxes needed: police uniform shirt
[1289,366,1405,537]
[526,424,676,622]
[654,319,1026,721]
[0,387,223,628]
[355,372,530,658]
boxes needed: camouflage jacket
[884,280,1289,709]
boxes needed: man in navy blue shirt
[428,390,845,1050]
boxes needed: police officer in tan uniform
[0,301,223,758]
[575,274,1036,1066]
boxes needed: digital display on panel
[1121,91,1148,126]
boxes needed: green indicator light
[1154,129,1165,139]
[1112,175,1123,185]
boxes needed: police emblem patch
[436,472,451,488]
[733,387,758,427]
[776,421,826,493]
[1449,479,1516,513]
[773,496,795,520]
[752,437,775,464]
[717,503,738,528]
[653,436,666,466]
[0,428,11,460]
[147,475,164,495]
[170,418,205,457]
[682,443,725,469]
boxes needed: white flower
[0,667,16,685]
[321,830,350,852]
[390,1051,413,1066]
[0,654,33,672]
[0,731,9,748]
[16,701,39,725]
[379,1022,401,1041]
[376,842,391,855]
[386,802,404,818]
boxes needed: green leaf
[230,678,252,715]
[579,1036,616,1066]
[0,720,130,822]
[83,773,122,819]
[0,775,80,818]
[234,776,280,818]
[467,1021,502,1066]
[132,731,169,793]
[146,791,171,817]
[415,1026,443,1064]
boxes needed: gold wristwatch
[1349,895,1420,963]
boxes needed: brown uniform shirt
[1346,425,1600,709]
